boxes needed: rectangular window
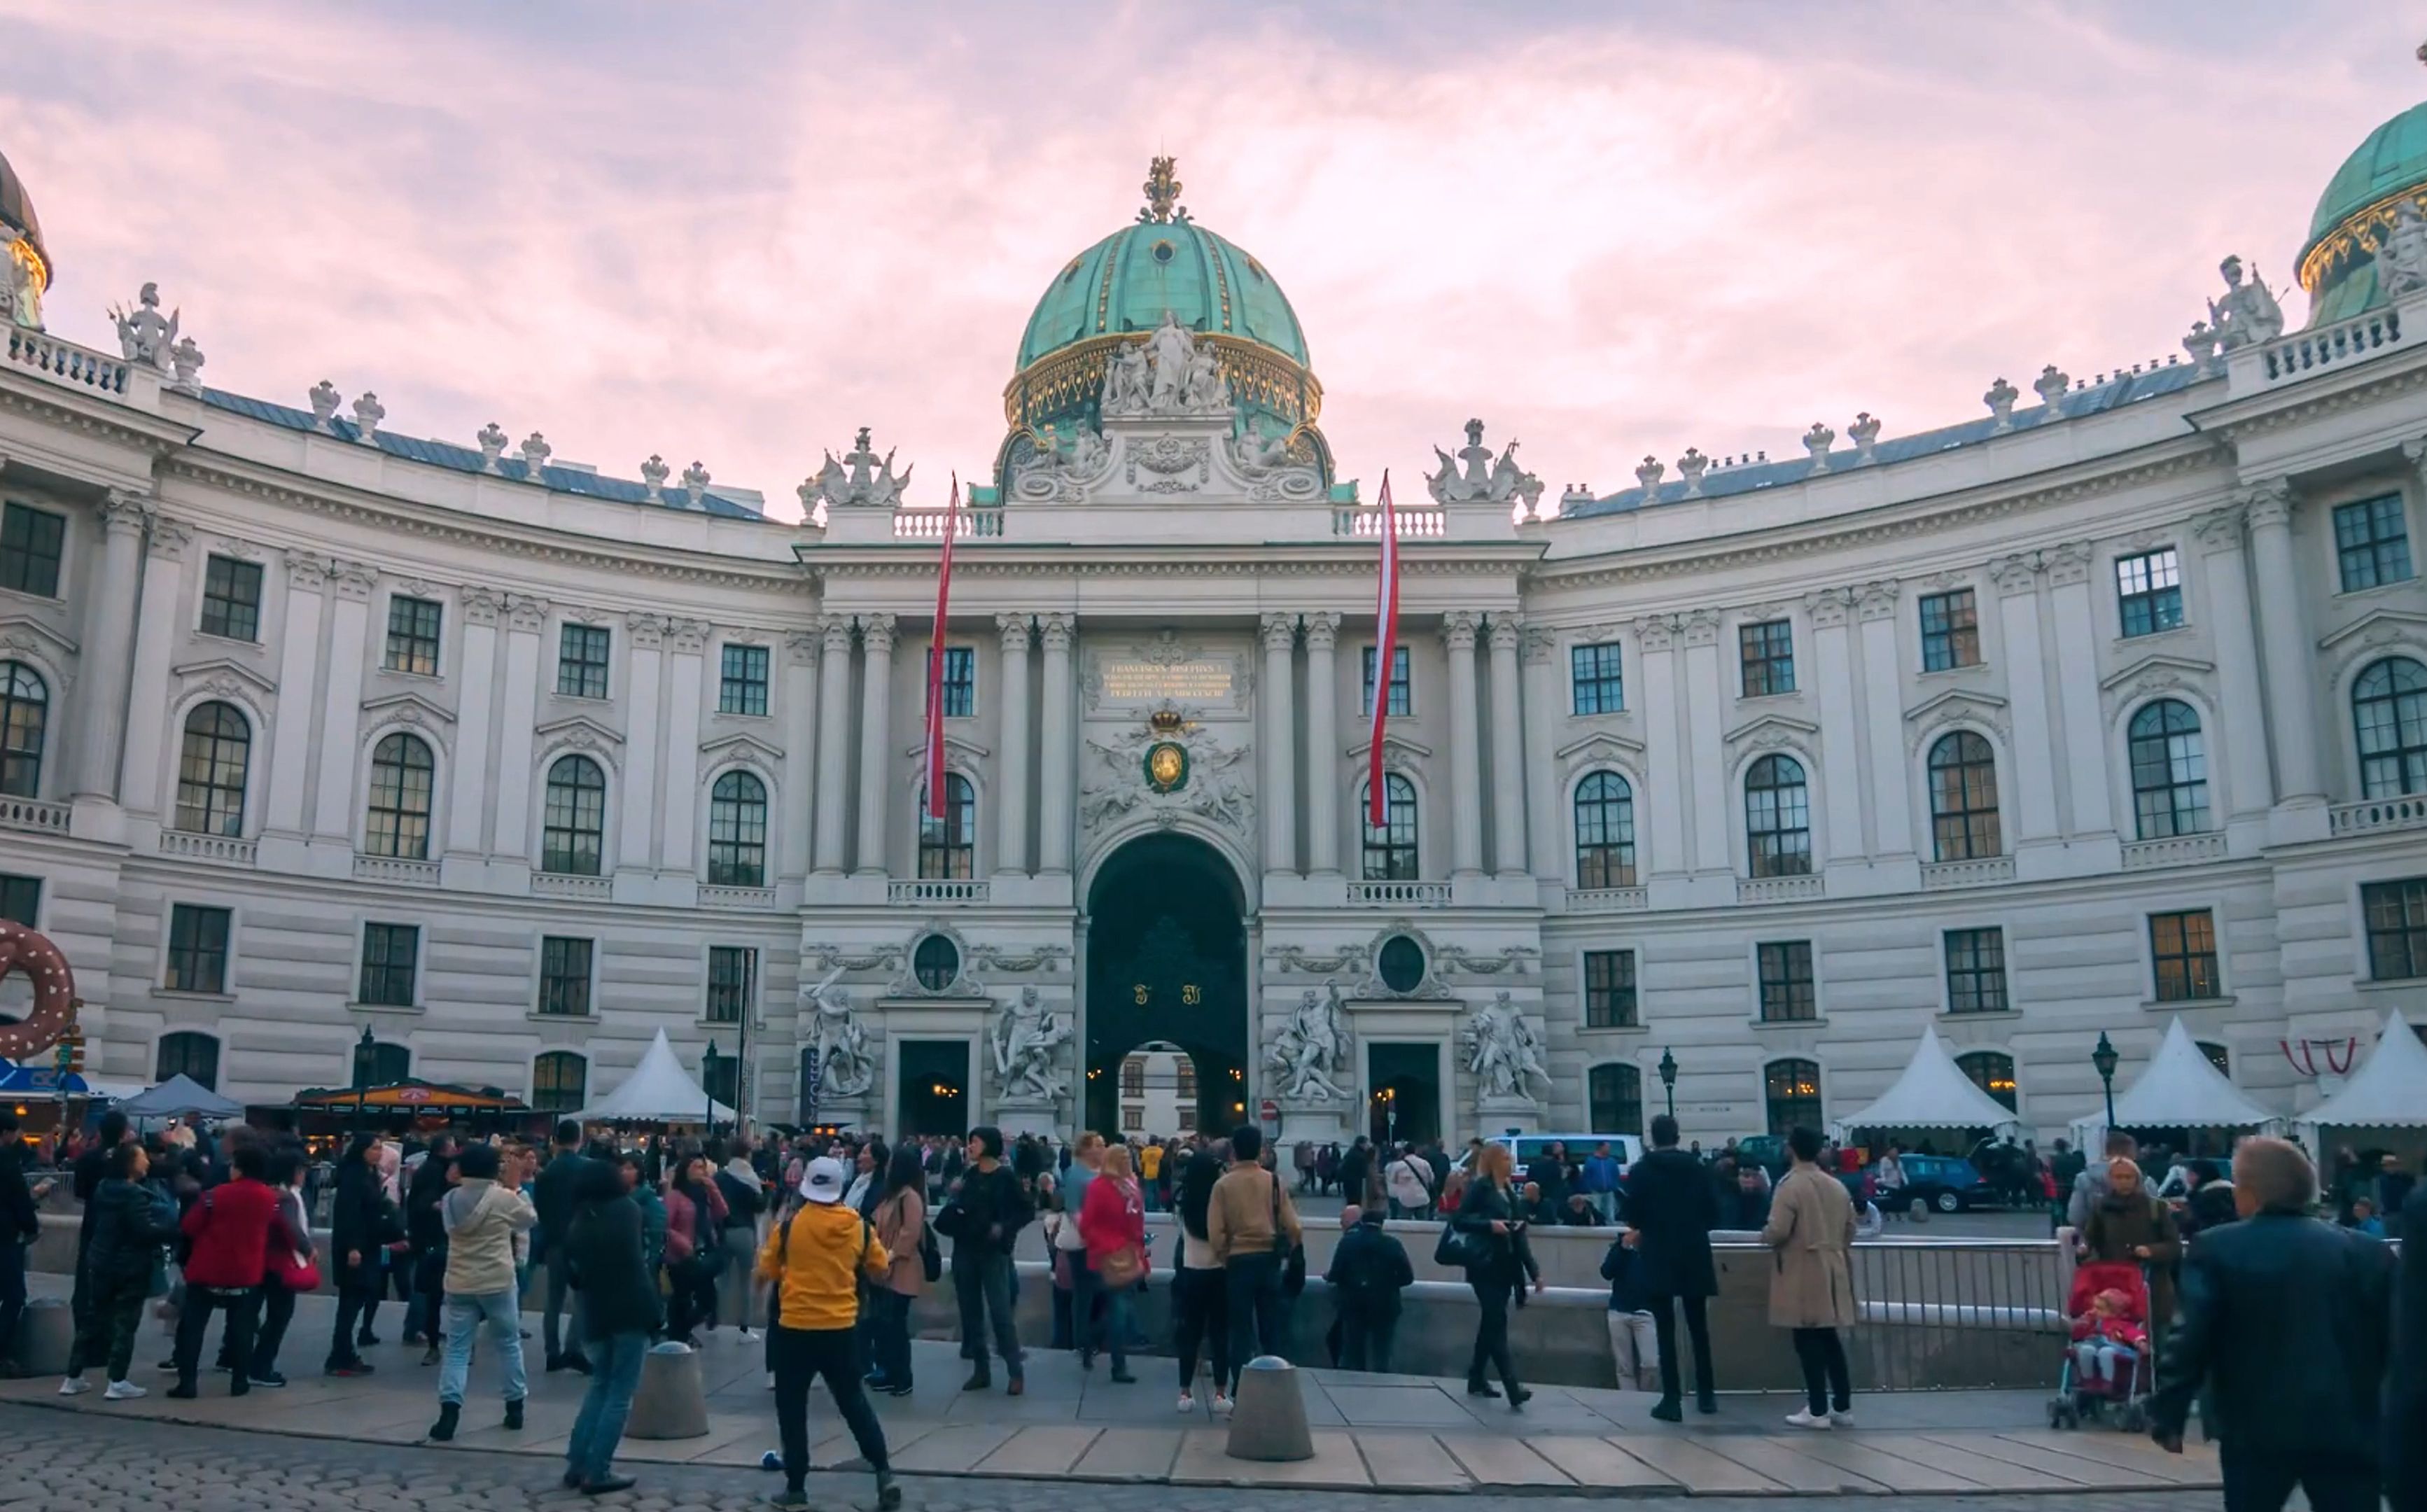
[1121,1105,1144,1130]
[1739,620,1796,696]
[1177,1107,1196,1133]
[0,503,66,598]
[165,904,231,994]
[1362,644,1411,716]
[939,645,975,718]
[1176,1060,1197,1100]
[706,945,755,1024]
[199,554,265,641]
[358,922,420,1007]
[1583,948,1638,1028]
[1121,1059,1145,1097]
[2149,909,2221,1001]
[718,643,769,716]
[0,873,39,927]
[1943,927,2009,1014]
[538,935,594,1016]
[2335,494,2414,593]
[2363,878,2427,981]
[1919,589,1981,671]
[1570,642,1625,715]
[383,595,442,676]
[1756,940,1816,1022]
[2115,547,2185,638]
[557,624,611,699]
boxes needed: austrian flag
[923,473,960,820]
[1369,470,1400,827]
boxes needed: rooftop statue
[1136,154,1189,225]
[1427,418,1542,510]
[108,281,178,369]
[802,426,914,510]
[0,249,34,329]
[2207,255,2284,351]
[1100,312,1231,420]
[2378,197,2427,301]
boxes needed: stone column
[118,517,192,819]
[1807,590,1867,864]
[490,596,548,858]
[659,619,708,872]
[1856,584,1914,859]
[445,588,501,856]
[995,614,1033,876]
[2192,503,2274,848]
[779,630,820,881]
[853,612,896,876]
[2044,543,2117,842]
[309,561,378,842]
[1443,611,1485,876]
[1303,611,1341,875]
[1680,610,1728,874]
[811,616,853,875]
[67,491,153,802]
[1261,612,1299,876]
[1519,624,1562,882]
[265,553,332,837]
[1988,554,2062,846]
[1037,613,1076,875]
[1635,615,1686,877]
[618,613,667,876]
[2247,482,2326,818]
[1487,613,1527,877]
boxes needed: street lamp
[2092,1031,2120,1129]
[1658,1046,1679,1120]
[351,1025,377,1138]
[701,1039,723,1133]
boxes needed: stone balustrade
[892,505,1004,540]
[2258,304,2404,384]
[2330,795,2427,837]
[1920,856,2017,890]
[1333,503,1446,538]
[1563,885,1649,913]
[2120,832,2230,868]
[1344,879,1450,906]
[1737,874,1822,904]
[0,797,70,836]
[158,830,256,867]
[888,877,990,904]
[530,872,611,899]
[351,855,440,887]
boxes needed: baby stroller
[2049,1260,2153,1432]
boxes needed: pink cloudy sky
[3,1,2419,516]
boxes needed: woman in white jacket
[430,1142,539,1443]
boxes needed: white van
[1470,1132,1644,1180]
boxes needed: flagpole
[923,475,960,822]
[1369,471,1399,829]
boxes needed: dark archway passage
[1084,834,1248,1138]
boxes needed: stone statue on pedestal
[802,426,914,511]
[991,986,1068,1102]
[1425,419,1541,510]
[2378,198,2427,300]
[2207,256,2284,350]
[1266,985,1351,1101]
[799,965,876,1098]
[108,282,178,369]
[1461,990,1550,1102]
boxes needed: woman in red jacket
[1077,1142,1147,1384]
[172,1140,282,1399]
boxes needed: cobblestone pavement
[0,1402,2219,1511]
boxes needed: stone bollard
[1224,1354,1313,1462]
[624,1340,711,1439]
[12,1298,72,1377]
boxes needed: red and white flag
[923,473,960,820]
[1368,470,1400,827]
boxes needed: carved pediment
[170,657,278,698]
[2318,607,2427,653]
[899,733,991,762]
[1903,687,2010,755]
[0,615,78,661]
[701,731,785,774]
[533,714,626,763]
[2097,652,2215,693]
[1554,730,1646,764]
[1721,713,1820,750]
[359,690,456,728]
[1344,734,1435,769]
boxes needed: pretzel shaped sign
[0,920,78,1062]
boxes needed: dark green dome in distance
[2298,58,2427,327]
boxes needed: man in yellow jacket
[757,1156,898,1511]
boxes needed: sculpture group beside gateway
[5,112,2427,1149]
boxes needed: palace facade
[5,125,2427,1149]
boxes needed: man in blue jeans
[428,1142,538,1442]
[1580,1142,1621,1224]
[560,1159,657,1494]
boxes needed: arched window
[154,1030,221,1091]
[917,772,975,880]
[175,701,251,836]
[541,755,606,875]
[1955,1049,2018,1112]
[2354,657,2427,798]
[1589,1063,1644,1137]
[1574,771,1637,888]
[0,662,46,799]
[1926,732,2001,861]
[1763,1058,1823,1137]
[1744,755,1812,878]
[367,1042,412,1084]
[363,732,435,859]
[531,1050,587,1114]
[2127,699,2210,839]
[708,770,769,886]
[1361,774,1418,881]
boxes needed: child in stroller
[2050,1260,2151,1429]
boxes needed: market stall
[2068,1017,2281,1156]
[274,1077,531,1147]
[2293,1008,2427,1162]
[113,1072,244,1124]
[1832,1028,2027,1150]
[578,1028,734,1127]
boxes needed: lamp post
[351,1025,376,1140]
[2092,1031,2120,1130]
[1383,1086,1397,1149]
[1658,1046,1679,1120]
[701,1039,723,1133]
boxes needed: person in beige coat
[1760,1126,1858,1429]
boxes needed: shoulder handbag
[918,1208,943,1284]
[1271,1171,1307,1297]
[1096,1181,1146,1289]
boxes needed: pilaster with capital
[1681,612,1727,872]
[1442,612,1484,876]
[1856,594,1914,856]
[1519,624,1562,878]
[118,518,195,819]
[853,612,897,876]
[307,561,378,843]
[778,629,821,880]
[617,610,668,876]
[1261,612,1299,876]
[2044,553,2113,839]
[1487,614,1527,876]
[1303,611,1342,874]
[2189,505,2272,836]
[2244,480,2323,811]
[1807,594,1866,864]
[1633,615,1687,876]
[1994,564,2061,844]
[1037,613,1077,874]
[812,617,854,874]
[67,493,156,802]
[659,620,710,872]
[995,614,1033,876]
[445,585,503,855]
[489,600,550,858]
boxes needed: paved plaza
[0,1278,2223,1499]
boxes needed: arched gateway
[1082,834,1250,1138]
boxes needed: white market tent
[1832,1028,2025,1138]
[2295,1009,2427,1142]
[2069,1017,2281,1150]
[114,1073,245,1121]
[578,1029,735,1124]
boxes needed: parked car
[1732,1135,1790,1178]
[1887,1154,1995,1213]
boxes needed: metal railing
[1837,1238,2066,1390]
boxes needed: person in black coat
[2384,1181,2427,1512]
[532,1119,595,1373]
[68,1111,130,1350]
[1324,1206,1413,1373]
[1621,1114,1720,1420]
[324,1133,386,1375]
[0,1112,45,1367]
[2151,1138,2392,1512]
[62,1141,179,1394]
[1450,1145,1540,1407]
[561,1160,659,1495]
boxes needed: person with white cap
[755,1154,897,1512]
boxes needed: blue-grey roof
[197,388,766,521]
[1562,361,2212,521]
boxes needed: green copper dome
[2300,99,2427,326]
[1016,215,1308,371]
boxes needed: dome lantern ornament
[1137,154,1187,225]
